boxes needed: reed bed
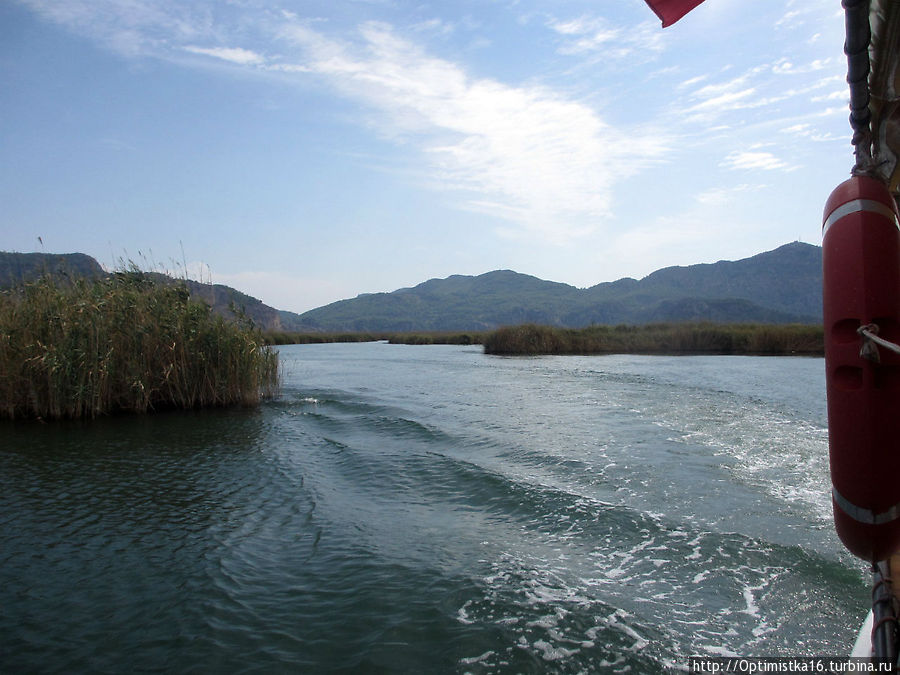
[0,272,279,420]
[483,322,823,356]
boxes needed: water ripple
[0,347,865,673]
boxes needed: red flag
[644,0,707,27]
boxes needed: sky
[2,0,852,314]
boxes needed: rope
[876,573,897,599]
[859,323,900,363]
[871,560,900,668]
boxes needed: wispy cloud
[676,68,787,123]
[547,14,663,60]
[184,46,264,65]
[780,122,841,143]
[694,184,762,206]
[15,0,835,247]
[721,149,793,172]
[674,55,840,128]
[279,20,670,241]
[14,1,673,241]
[771,56,833,75]
[16,0,215,57]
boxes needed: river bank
[482,322,823,356]
[265,322,823,356]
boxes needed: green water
[0,344,866,673]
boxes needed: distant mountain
[0,242,824,333]
[568,242,822,326]
[288,270,586,332]
[156,275,285,332]
[294,242,823,332]
[0,252,104,287]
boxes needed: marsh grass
[483,322,823,356]
[0,271,279,420]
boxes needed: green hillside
[294,242,822,331]
[0,242,823,334]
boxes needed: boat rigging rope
[872,561,900,668]
[859,323,900,362]
[858,327,900,667]
[844,0,874,172]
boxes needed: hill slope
[294,242,822,332]
[0,252,104,286]
[289,270,585,332]
[0,253,287,332]
[0,242,823,333]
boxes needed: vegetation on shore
[482,323,823,356]
[265,322,823,356]
[0,272,279,420]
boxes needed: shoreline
[264,322,824,357]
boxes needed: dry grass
[0,271,279,420]
[482,322,823,356]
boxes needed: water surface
[0,344,865,673]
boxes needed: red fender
[824,175,900,561]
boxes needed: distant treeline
[264,331,485,346]
[265,323,823,356]
[482,323,823,356]
[0,272,279,420]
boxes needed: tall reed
[0,271,279,420]
[482,322,823,356]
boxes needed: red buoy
[824,174,900,561]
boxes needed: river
[0,343,867,673]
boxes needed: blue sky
[2,0,849,313]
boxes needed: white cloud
[694,86,758,110]
[721,150,791,171]
[675,61,831,125]
[772,56,833,75]
[17,0,214,57]
[678,74,709,90]
[549,16,621,51]
[280,20,670,241]
[676,70,778,122]
[810,89,847,103]
[774,10,805,30]
[184,46,264,65]
[781,123,811,135]
[14,2,674,242]
[694,184,762,206]
[547,15,663,59]
[780,122,841,143]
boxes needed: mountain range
[291,242,822,332]
[0,242,823,333]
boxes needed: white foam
[532,639,580,661]
[456,600,474,625]
[459,650,495,665]
[701,644,739,657]
[741,586,760,618]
